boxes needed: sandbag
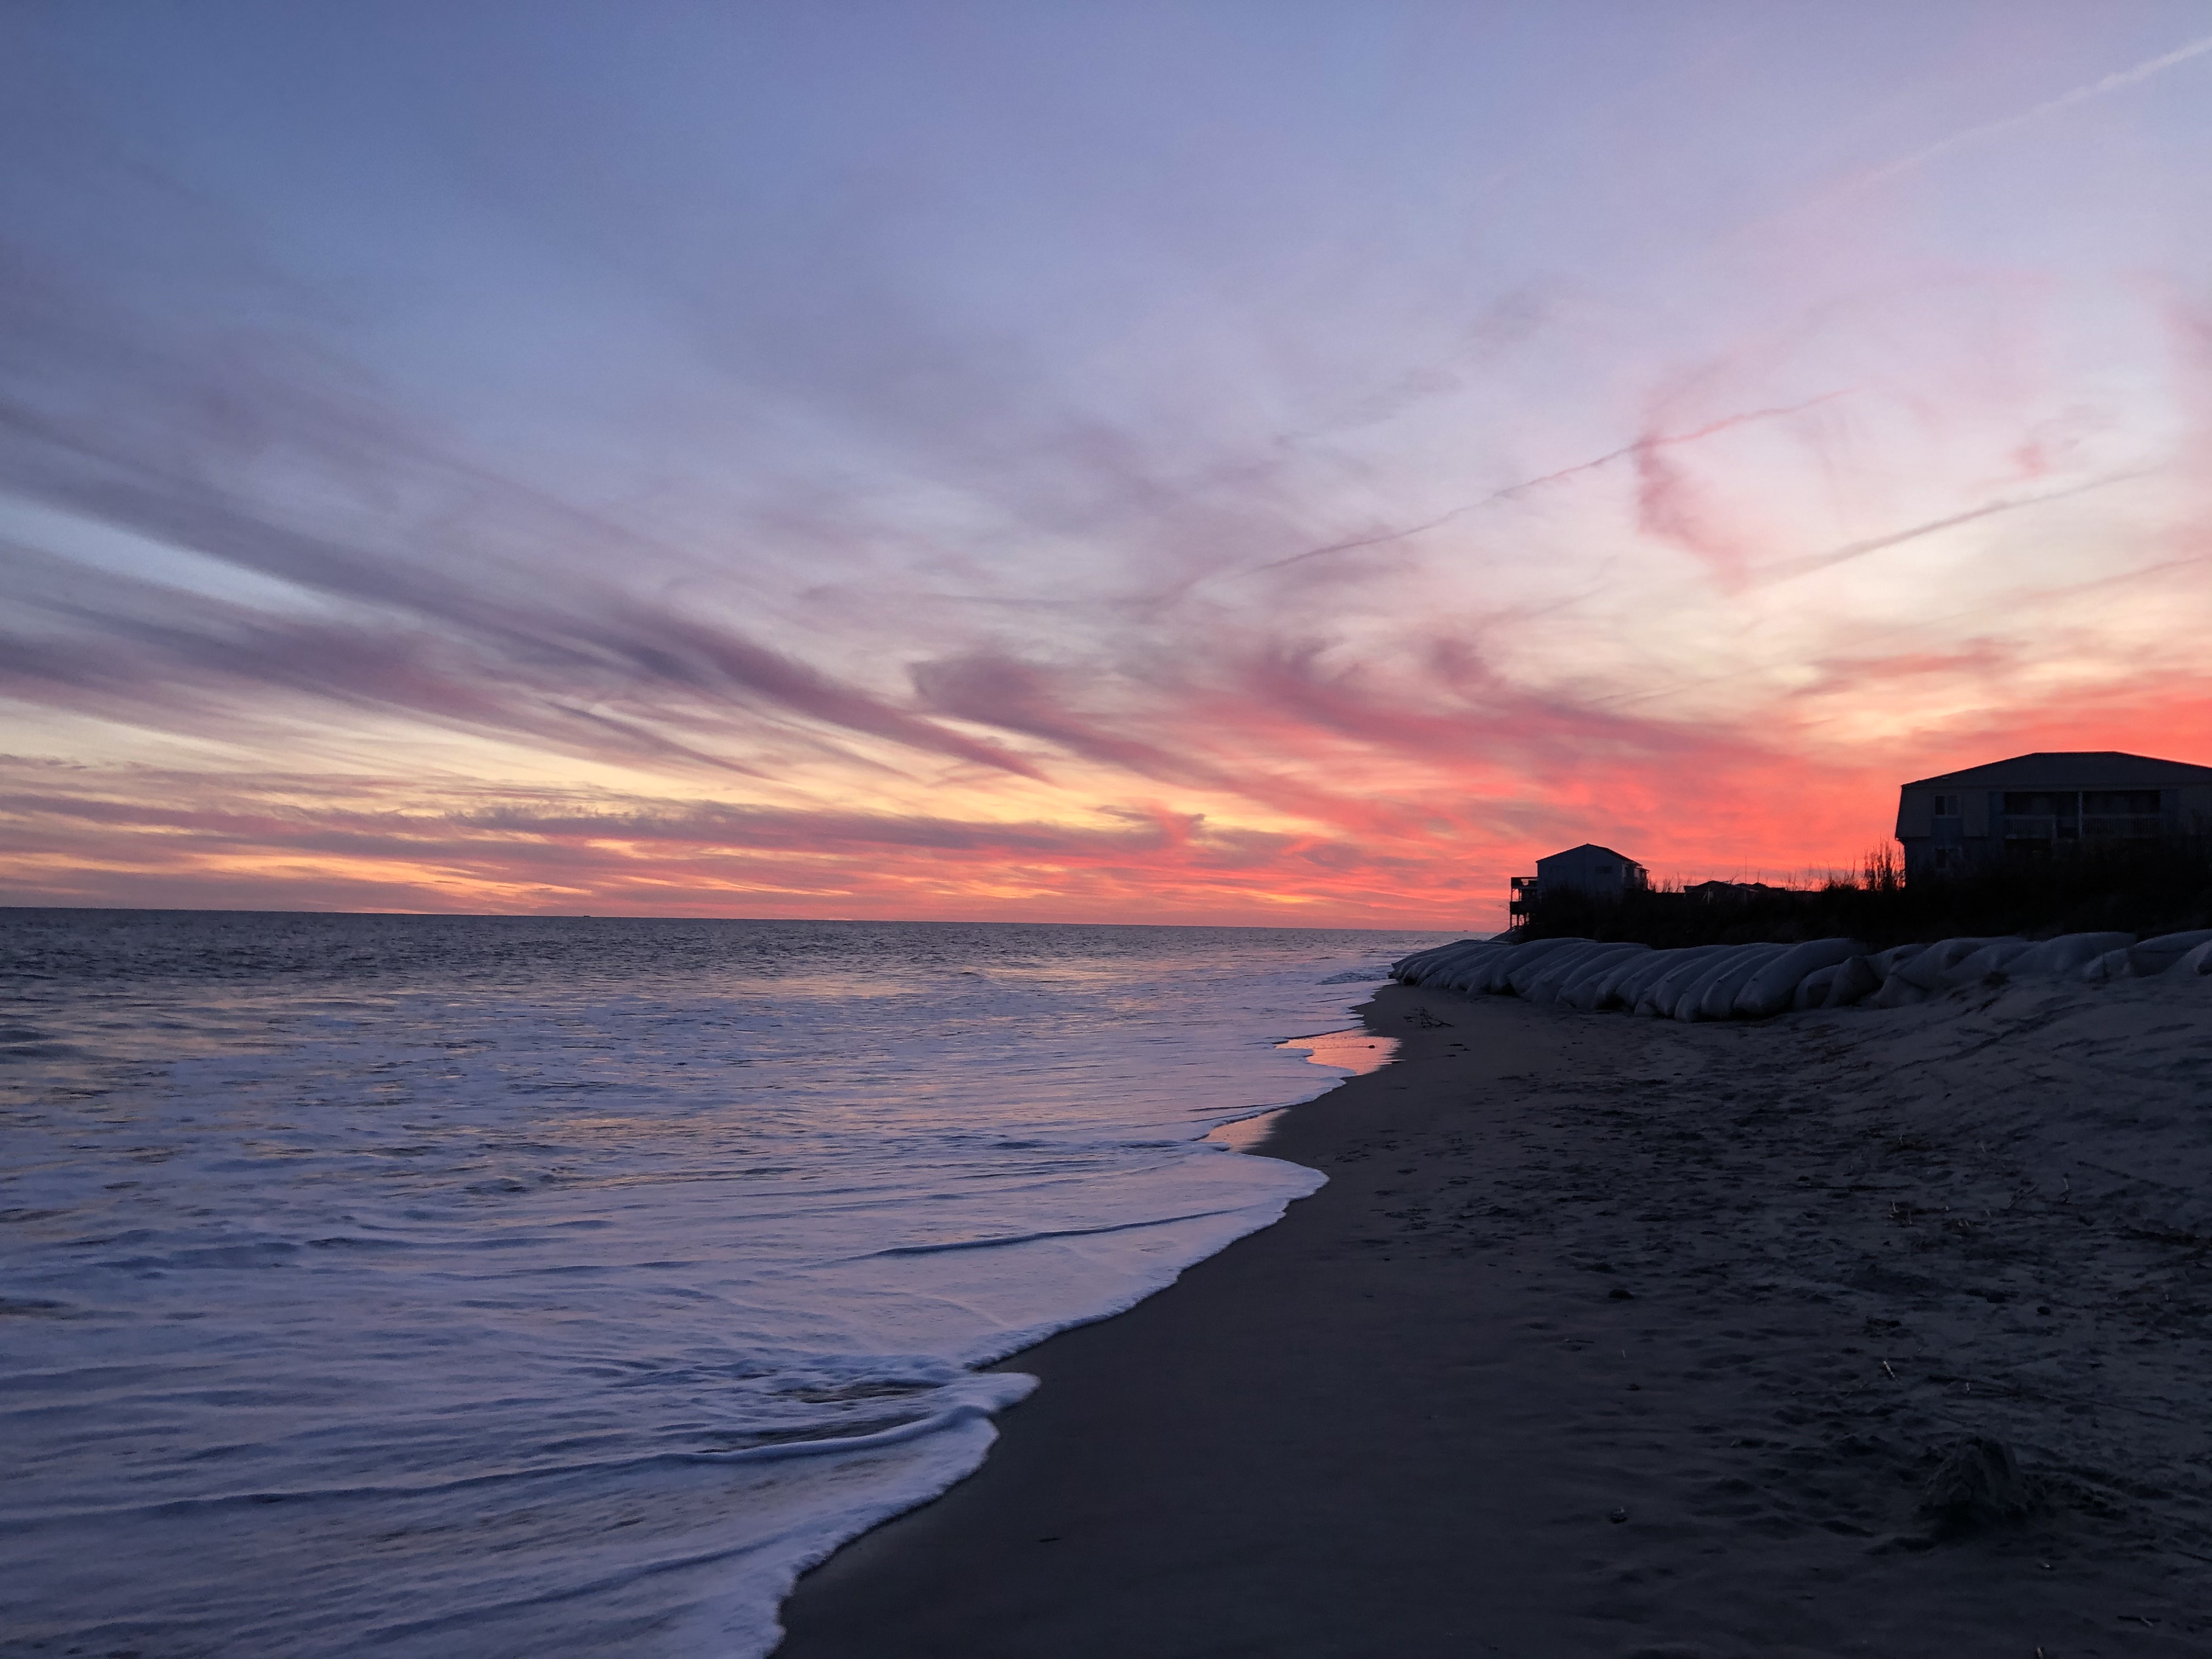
[2081,947,2132,983]
[1733,938,1869,1018]
[1560,945,1654,1011]
[1671,953,1747,1021]
[1389,944,1456,983]
[1451,944,1523,991]
[1869,942,1928,976]
[1438,958,1501,993]
[1404,938,1487,972]
[1482,936,1589,993]
[1897,938,2009,991]
[1522,946,1645,1000]
[1792,963,1842,1011]
[1532,943,1642,1006]
[1689,945,1790,1021]
[1389,944,1443,980]
[1434,937,1503,966]
[2128,929,2212,978]
[1421,942,1503,988]
[1611,949,1695,1010]
[1635,947,1729,1017]
[1425,941,1508,990]
[1823,953,1883,1008]
[2008,932,2133,978]
[1939,939,2032,988]
[1509,940,1615,998]
[1667,958,1735,1020]
[1872,972,1932,1008]
[1392,947,1442,984]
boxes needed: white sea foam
[0,915,1443,1656]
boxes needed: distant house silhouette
[1510,843,1647,922]
[1896,751,2212,877]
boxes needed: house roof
[1901,751,2212,791]
[1537,843,1644,867]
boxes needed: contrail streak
[1244,392,1847,578]
[1751,470,2153,586]
[1852,32,2212,191]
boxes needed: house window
[1933,847,1960,871]
[1932,794,1961,817]
[2081,789,2163,839]
[2083,791,2159,815]
[1593,864,1614,875]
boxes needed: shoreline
[774,979,2211,1657]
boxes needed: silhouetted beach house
[1895,751,2212,877]
[1684,879,1788,900]
[1510,843,1648,921]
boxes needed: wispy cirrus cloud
[6,7,2212,923]
[0,262,1053,784]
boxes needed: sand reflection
[1203,1110,1286,1153]
[1205,1030,1397,1154]
[1278,1028,1397,1075]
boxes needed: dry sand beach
[777,976,2212,1657]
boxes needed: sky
[5,2,2212,928]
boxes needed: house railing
[2083,814,2166,839]
[2004,813,2166,842]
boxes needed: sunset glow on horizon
[7,4,2212,929]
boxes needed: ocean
[0,911,1450,1657]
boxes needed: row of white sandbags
[1385,936,1867,1020]
[1850,928,2212,1007]
[1389,926,2212,1021]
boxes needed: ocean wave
[1,912,1440,1657]
[5,1381,1038,1531]
[859,1204,1262,1257]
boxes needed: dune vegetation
[1514,839,2212,951]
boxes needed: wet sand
[774,978,2212,1657]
